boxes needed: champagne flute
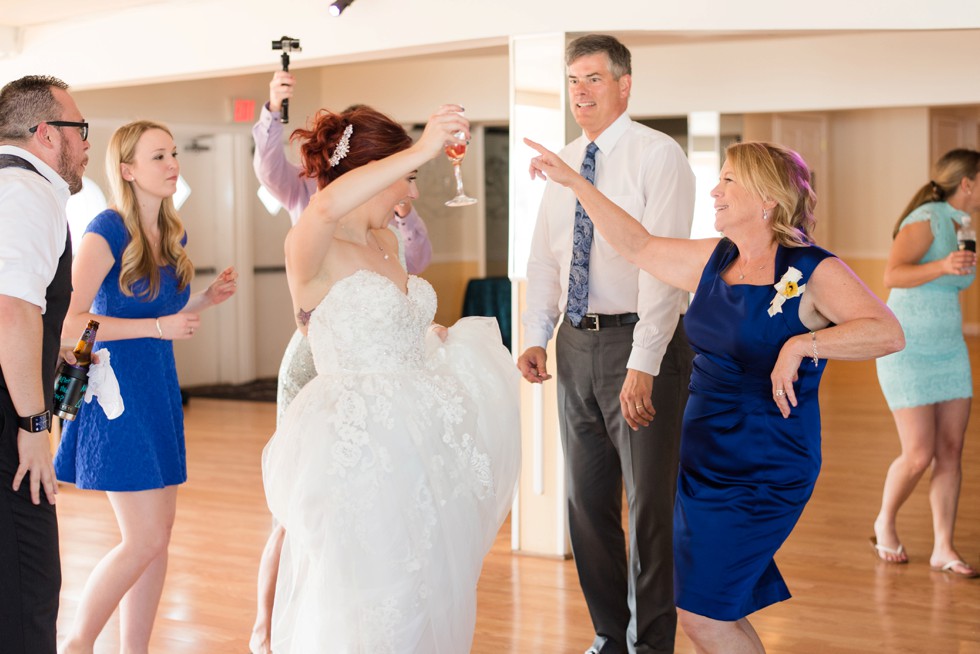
[445,128,477,207]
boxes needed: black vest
[0,154,73,418]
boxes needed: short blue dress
[675,239,833,621]
[876,202,974,410]
[55,210,190,491]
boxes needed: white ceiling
[0,0,164,28]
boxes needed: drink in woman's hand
[958,216,976,252]
[54,320,100,420]
[445,143,467,162]
[444,126,477,207]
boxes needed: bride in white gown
[262,104,521,653]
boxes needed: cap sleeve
[84,209,130,260]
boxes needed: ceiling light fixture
[328,0,356,17]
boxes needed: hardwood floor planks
[55,342,980,653]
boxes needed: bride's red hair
[291,105,414,190]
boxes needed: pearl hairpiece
[328,124,354,167]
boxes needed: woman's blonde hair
[105,120,193,299]
[726,141,817,248]
[893,148,980,238]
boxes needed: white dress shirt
[0,145,70,313]
[523,112,695,376]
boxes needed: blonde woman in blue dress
[873,149,980,577]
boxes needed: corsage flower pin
[768,266,806,317]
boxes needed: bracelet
[155,318,164,339]
[809,330,819,367]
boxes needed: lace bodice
[308,269,437,374]
[264,268,520,653]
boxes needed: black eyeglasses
[29,120,89,142]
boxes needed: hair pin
[328,124,354,167]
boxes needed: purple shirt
[252,103,432,274]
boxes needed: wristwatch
[17,410,52,433]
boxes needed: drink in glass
[445,129,477,207]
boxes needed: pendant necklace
[736,255,767,280]
[370,232,390,261]
[343,222,389,260]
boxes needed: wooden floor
[56,343,980,653]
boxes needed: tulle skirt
[263,318,521,653]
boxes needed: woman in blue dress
[525,138,904,652]
[55,120,237,653]
[873,149,980,576]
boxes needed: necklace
[341,222,389,260]
[371,234,390,261]
[736,255,767,280]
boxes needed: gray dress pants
[556,317,692,654]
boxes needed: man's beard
[58,145,83,195]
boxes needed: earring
[763,208,769,221]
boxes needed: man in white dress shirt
[0,75,90,654]
[518,35,695,654]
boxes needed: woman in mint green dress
[873,149,980,577]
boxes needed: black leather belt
[569,312,640,331]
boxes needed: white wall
[631,31,980,115]
[828,107,930,260]
[3,1,980,91]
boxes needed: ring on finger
[775,389,785,397]
[635,404,644,410]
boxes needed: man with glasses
[0,75,89,653]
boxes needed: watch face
[20,411,52,432]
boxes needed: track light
[328,0,356,16]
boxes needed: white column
[509,33,573,557]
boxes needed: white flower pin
[768,266,806,317]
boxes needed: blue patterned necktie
[566,141,599,327]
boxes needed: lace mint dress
[876,202,975,410]
[262,270,521,653]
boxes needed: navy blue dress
[55,210,190,491]
[675,238,833,621]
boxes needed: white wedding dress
[262,270,521,654]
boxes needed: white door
[170,130,256,387]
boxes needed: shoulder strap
[0,153,46,179]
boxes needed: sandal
[931,559,980,578]
[869,536,908,564]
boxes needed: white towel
[83,348,125,419]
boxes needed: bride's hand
[428,323,449,342]
[414,105,469,161]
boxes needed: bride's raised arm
[286,105,469,287]
[524,137,715,294]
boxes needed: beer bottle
[53,320,100,421]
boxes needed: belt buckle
[584,313,600,331]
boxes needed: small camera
[272,37,301,52]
